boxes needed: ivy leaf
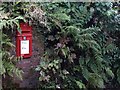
[75,80,86,89]
[117,68,120,84]
[82,67,90,81]
[106,67,114,79]
[89,73,105,88]
[14,16,26,22]
[13,20,21,34]
[61,47,69,58]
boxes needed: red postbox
[16,22,32,58]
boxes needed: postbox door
[16,22,32,58]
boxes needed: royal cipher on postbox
[16,22,32,58]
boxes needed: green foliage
[1,2,120,89]
[34,2,119,89]
[1,32,23,79]
[88,73,105,88]
[0,14,26,33]
[75,80,86,89]
[117,68,120,84]
[0,2,27,88]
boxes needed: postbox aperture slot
[22,31,30,34]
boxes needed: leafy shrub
[35,2,120,89]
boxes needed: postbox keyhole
[23,36,26,40]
